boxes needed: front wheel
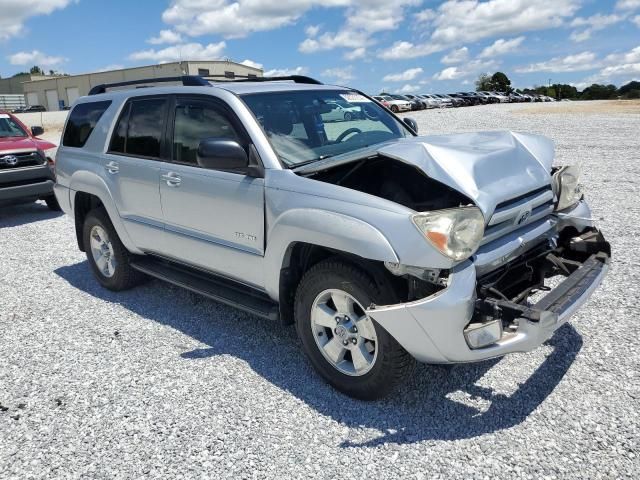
[295,259,415,400]
[390,105,399,113]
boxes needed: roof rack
[88,75,210,95]
[87,74,324,96]
[204,75,323,85]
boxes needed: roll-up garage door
[45,89,59,111]
[26,92,39,107]
[66,87,80,106]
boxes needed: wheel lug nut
[351,326,358,333]
[335,317,341,323]
[342,340,349,346]
[351,338,357,345]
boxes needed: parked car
[433,94,454,107]
[416,94,439,109]
[322,99,362,122]
[372,95,391,108]
[444,94,465,107]
[11,107,27,113]
[403,94,427,110]
[378,94,412,113]
[419,94,445,108]
[387,94,422,111]
[23,105,47,112]
[54,75,610,400]
[0,111,59,210]
[509,92,528,102]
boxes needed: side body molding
[263,208,400,299]
[68,170,142,254]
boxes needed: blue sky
[1,0,639,94]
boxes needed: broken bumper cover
[367,231,610,364]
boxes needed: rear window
[62,101,111,147]
[109,97,167,158]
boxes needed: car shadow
[55,261,583,446]
[0,201,63,228]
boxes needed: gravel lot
[1,101,638,479]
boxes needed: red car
[0,111,60,210]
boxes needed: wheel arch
[69,171,139,254]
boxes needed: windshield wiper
[288,154,334,169]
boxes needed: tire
[82,207,145,291]
[390,105,399,113]
[295,259,415,400]
[44,194,61,211]
[343,112,353,121]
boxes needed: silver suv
[54,75,610,399]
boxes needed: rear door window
[62,101,111,147]
[109,97,168,158]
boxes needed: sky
[0,0,639,94]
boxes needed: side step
[130,257,279,321]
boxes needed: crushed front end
[367,199,610,364]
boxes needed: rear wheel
[295,259,415,400]
[390,105,399,113]
[343,112,353,121]
[82,208,145,291]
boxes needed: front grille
[0,151,45,170]
[482,186,555,245]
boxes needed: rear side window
[109,97,167,158]
[62,101,111,147]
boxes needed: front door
[159,95,265,288]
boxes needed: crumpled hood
[376,130,555,219]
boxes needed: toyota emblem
[1,155,18,166]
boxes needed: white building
[21,60,263,111]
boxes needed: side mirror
[403,117,418,134]
[31,126,44,136]
[197,138,264,177]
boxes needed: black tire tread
[83,207,145,291]
[294,258,415,400]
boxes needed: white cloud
[433,67,465,81]
[616,0,640,10]
[432,59,499,81]
[383,67,423,82]
[322,66,354,82]
[8,50,67,66]
[298,0,419,54]
[0,0,74,41]
[415,8,436,23]
[96,64,125,72]
[380,0,579,60]
[264,66,309,77]
[398,84,420,93]
[515,51,598,73]
[148,29,183,45]
[128,42,226,63]
[344,47,367,60]
[479,36,525,58]
[441,47,469,64]
[569,13,625,42]
[240,59,263,70]
[305,25,321,37]
[633,15,640,26]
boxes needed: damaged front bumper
[367,215,610,364]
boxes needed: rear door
[103,96,168,252]
[159,95,265,287]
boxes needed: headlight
[411,207,485,261]
[43,146,58,163]
[553,165,582,211]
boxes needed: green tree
[618,81,640,98]
[490,71,512,93]
[475,73,492,91]
[29,65,44,75]
[581,84,617,100]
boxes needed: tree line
[476,72,639,100]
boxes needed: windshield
[0,114,27,138]
[241,90,412,167]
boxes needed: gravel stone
[1,101,638,479]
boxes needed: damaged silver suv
[54,75,610,399]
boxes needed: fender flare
[263,208,400,299]
[69,170,142,254]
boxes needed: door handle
[161,172,182,187]
[105,161,119,174]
